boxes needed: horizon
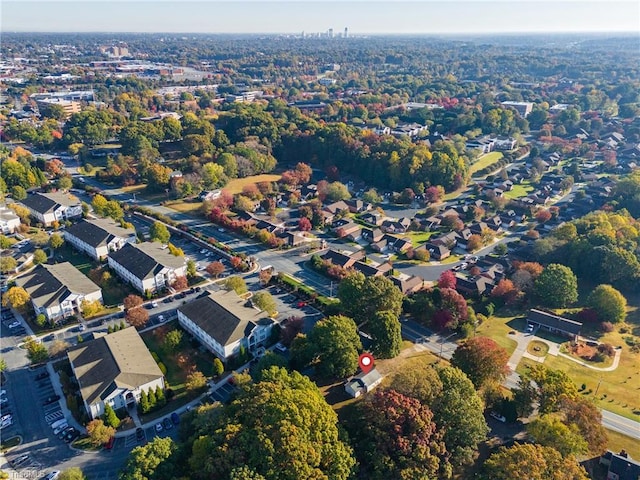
[2,1,639,35]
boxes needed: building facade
[64,218,136,260]
[19,192,82,226]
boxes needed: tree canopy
[533,263,578,308]
[451,336,510,389]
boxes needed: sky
[2,0,639,34]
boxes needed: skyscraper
[328,28,334,38]
[344,27,348,38]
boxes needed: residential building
[527,309,583,339]
[345,369,383,398]
[177,290,275,361]
[19,192,82,226]
[599,450,640,480]
[390,123,428,137]
[107,242,187,294]
[0,205,20,234]
[68,327,164,419]
[501,101,534,118]
[466,136,497,154]
[64,218,136,260]
[16,263,103,322]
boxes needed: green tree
[451,336,510,389]
[186,259,197,278]
[58,176,73,191]
[49,233,64,249]
[188,367,355,480]
[362,188,382,204]
[119,437,177,480]
[212,357,224,377]
[186,370,207,391]
[224,276,247,295]
[526,416,588,457]
[534,263,578,307]
[229,466,266,480]
[368,310,401,359]
[10,185,27,200]
[251,352,288,382]
[149,221,170,244]
[86,419,115,447]
[0,235,14,249]
[482,443,589,480]
[36,313,47,327]
[140,389,149,413]
[163,329,183,352]
[201,162,227,189]
[0,357,7,373]
[33,248,48,264]
[389,366,444,406]
[0,257,17,274]
[325,181,351,201]
[432,366,489,465]
[251,291,277,316]
[148,388,157,408]
[525,364,579,414]
[155,385,166,407]
[588,284,627,323]
[58,467,87,480]
[338,272,403,326]
[103,404,121,429]
[92,194,108,216]
[104,200,124,221]
[306,315,361,378]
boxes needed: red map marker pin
[358,353,375,374]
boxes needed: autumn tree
[0,257,17,274]
[252,291,277,316]
[533,263,578,307]
[81,299,102,318]
[185,370,207,391]
[2,286,30,310]
[297,216,312,231]
[149,222,170,244]
[347,389,449,480]
[438,270,457,289]
[558,396,608,455]
[482,443,589,480]
[467,234,482,251]
[526,416,588,457]
[187,367,355,480]
[451,337,510,389]
[521,364,579,414]
[206,261,225,278]
[126,307,149,328]
[587,284,627,323]
[123,294,144,311]
[491,279,517,301]
[86,419,115,447]
[224,276,247,295]
[171,276,188,291]
[49,233,64,249]
[257,268,272,286]
[535,209,552,223]
[33,249,48,264]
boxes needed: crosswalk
[44,410,63,424]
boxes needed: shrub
[597,343,615,357]
[600,321,614,333]
[36,314,47,327]
[157,362,167,375]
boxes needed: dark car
[58,426,73,439]
[177,292,186,299]
[64,428,79,443]
[162,417,173,430]
[162,298,172,304]
[188,288,195,294]
[43,395,61,405]
[195,287,201,292]
[136,427,145,442]
[171,412,180,425]
[35,371,49,380]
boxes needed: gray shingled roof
[528,309,582,335]
[65,218,135,249]
[20,192,80,214]
[68,327,164,407]
[178,290,273,347]
[108,242,185,281]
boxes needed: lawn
[473,313,520,356]
[166,200,204,216]
[606,428,640,459]
[504,182,534,199]
[469,152,504,176]
[404,231,434,245]
[224,174,282,195]
[120,184,168,203]
[56,244,96,276]
[527,340,549,357]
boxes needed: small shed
[345,368,384,398]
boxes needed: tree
[491,279,517,301]
[48,339,70,357]
[33,248,48,264]
[103,404,121,429]
[587,284,627,323]
[257,268,272,286]
[25,338,49,364]
[432,366,489,465]
[11,185,27,200]
[187,367,355,480]
[482,443,589,480]
[86,419,115,447]
[58,468,87,480]
[0,357,6,373]
[49,233,64,249]
[390,366,444,406]
[206,261,225,278]
[558,396,608,455]
[252,291,277,316]
[171,276,188,291]
[201,162,227,189]
[525,364,579,414]
[534,263,578,308]
[81,299,102,318]
[36,314,47,327]
[149,221,170,244]
[120,437,177,480]
[126,307,149,328]
[58,176,73,191]
[185,370,207,391]
[347,389,448,480]
[526,416,588,457]
[91,194,109,216]
[338,272,403,326]
[0,257,17,274]
[212,358,224,377]
[186,259,197,278]
[123,294,144,311]
[438,270,457,289]
[2,286,30,310]
[297,216,312,231]
[467,234,482,251]
[251,352,288,382]
[325,181,351,201]
[451,337,510,389]
[224,276,247,295]
[535,209,552,223]
[368,310,401,359]
[163,329,183,353]
[362,188,382,203]
[306,315,362,378]
[167,243,184,257]
[494,242,508,256]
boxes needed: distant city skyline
[2,1,639,34]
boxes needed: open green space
[224,174,282,195]
[504,182,534,199]
[404,230,434,245]
[473,312,520,356]
[527,340,549,357]
[166,200,204,216]
[469,151,504,175]
[606,428,640,459]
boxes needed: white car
[274,343,287,354]
[490,412,506,423]
[43,472,60,480]
[200,249,207,254]
[196,264,205,271]
[155,422,163,432]
[151,301,158,308]
[0,415,12,429]
[525,324,534,333]
[8,321,20,329]
[158,315,166,323]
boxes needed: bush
[36,314,47,327]
[600,321,614,333]
[157,362,167,375]
[597,343,615,357]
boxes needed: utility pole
[594,377,603,397]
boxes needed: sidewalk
[47,361,85,434]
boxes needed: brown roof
[68,327,163,407]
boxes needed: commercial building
[501,101,534,118]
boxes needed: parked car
[136,427,145,442]
[296,301,307,308]
[8,321,20,329]
[274,343,287,354]
[64,428,79,443]
[155,422,163,433]
[489,411,506,423]
[171,412,180,425]
[35,371,49,380]
[11,454,29,467]
[162,417,173,430]
[151,301,158,308]
[158,315,165,323]
[58,426,73,439]
[43,472,60,480]
[43,395,61,405]
[53,423,68,435]
[525,324,534,333]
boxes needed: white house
[16,263,103,322]
[345,368,384,398]
[64,218,136,260]
[68,327,165,419]
[19,192,82,226]
[177,290,275,362]
[0,205,21,234]
[107,242,187,294]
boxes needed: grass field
[606,428,640,459]
[405,231,434,245]
[469,152,504,176]
[504,182,534,199]
[474,312,520,355]
[166,200,204,216]
[224,174,282,195]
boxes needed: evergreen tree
[103,404,121,429]
[155,386,166,406]
[148,388,157,409]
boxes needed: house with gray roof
[19,191,82,226]
[107,242,187,294]
[68,327,164,419]
[527,308,583,339]
[345,368,384,398]
[0,205,20,234]
[16,263,103,322]
[64,218,136,260]
[177,290,275,362]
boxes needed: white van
[50,418,67,430]
[53,423,68,435]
